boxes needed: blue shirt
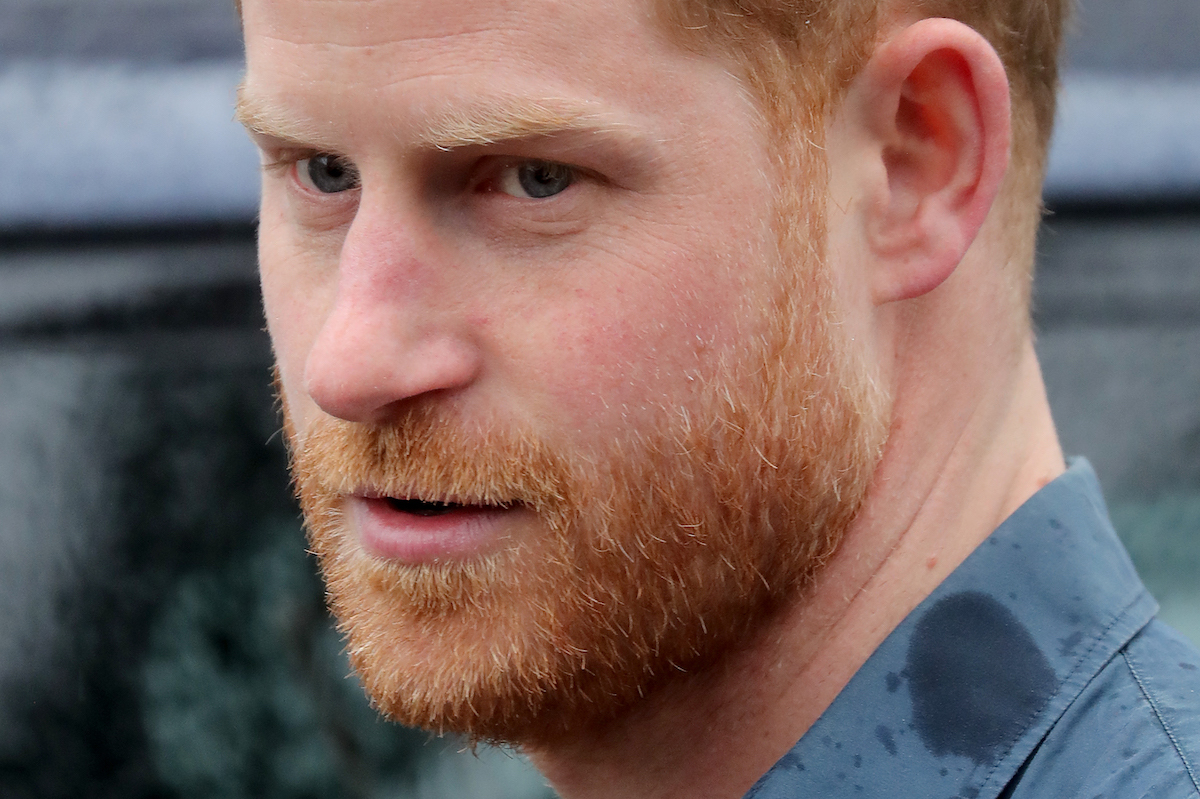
[747,460,1200,798]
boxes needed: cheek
[505,251,755,435]
[258,202,341,425]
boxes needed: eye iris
[306,154,359,193]
[517,161,573,198]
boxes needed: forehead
[242,0,669,69]
[239,0,757,147]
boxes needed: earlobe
[845,19,1011,305]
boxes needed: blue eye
[498,160,575,199]
[297,154,360,194]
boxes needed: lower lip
[350,496,522,564]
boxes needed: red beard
[287,244,885,745]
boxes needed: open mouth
[353,493,523,561]
[383,497,514,517]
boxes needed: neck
[526,335,1065,799]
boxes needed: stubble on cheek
[283,291,886,745]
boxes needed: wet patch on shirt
[777,751,805,772]
[1181,662,1197,671]
[886,672,902,693]
[906,591,1059,765]
[1058,630,1085,656]
[875,725,898,756]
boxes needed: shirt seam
[978,589,1153,796]
[1122,647,1200,796]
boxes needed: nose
[302,205,482,424]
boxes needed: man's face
[244,0,884,743]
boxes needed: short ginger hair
[658,0,1071,310]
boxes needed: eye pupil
[517,160,573,198]
[306,154,359,193]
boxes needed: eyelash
[261,150,306,178]
[475,159,579,198]
[263,149,600,226]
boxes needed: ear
[834,18,1011,305]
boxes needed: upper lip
[353,489,515,508]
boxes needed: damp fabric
[745,459,1200,799]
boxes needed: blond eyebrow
[236,81,642,153]
[419,99,634,151]
[236,82,335,148]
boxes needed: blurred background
[0,0,1197,796]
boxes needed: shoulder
[1009,620,1200,798]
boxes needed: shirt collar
[745,459,1158,799]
